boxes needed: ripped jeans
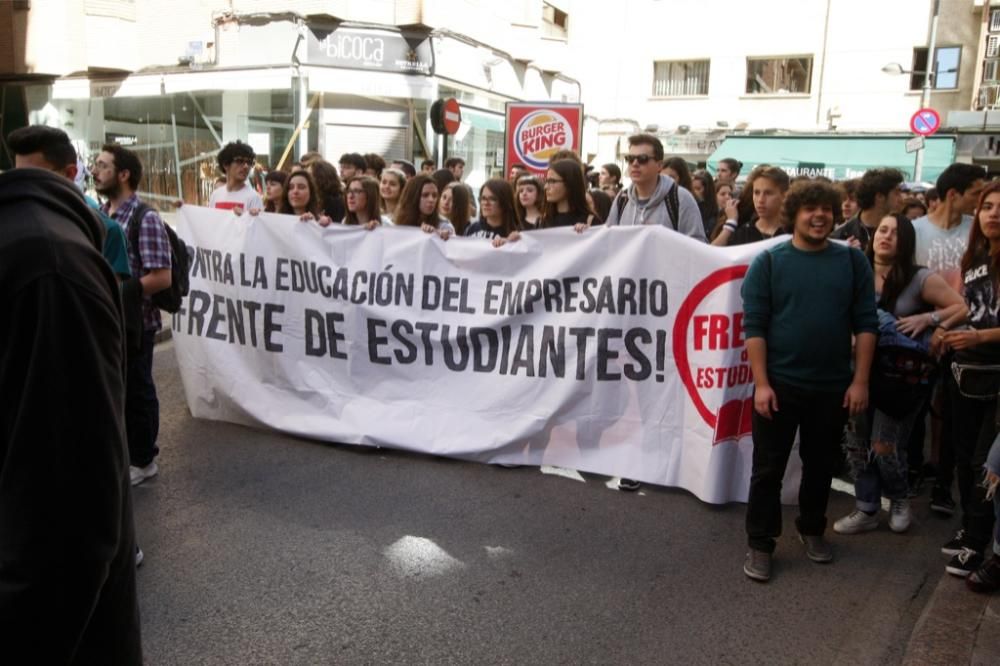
[845,406,921,512]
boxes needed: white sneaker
[135,546,144,568]
[130,462,158,486]
[889,499,912,533]
[833,509,879,534]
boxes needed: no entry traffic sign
[910,108,941,137]
[442,98,461,135]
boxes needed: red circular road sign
[443,98,461,135]
[910,107,941,137]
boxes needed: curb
[903,571,1000,664]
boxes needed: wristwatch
[929,312,942,328]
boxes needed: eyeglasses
[544,178,564,185]
[624,154,656,166]
[479,195,498,203]
[347,189,366,196]
[232,157,254,166]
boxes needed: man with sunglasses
[209,140,263,216]
[605,134,705,241]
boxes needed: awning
[705,135,956,182]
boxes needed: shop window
[745,56,812,95]
[653,60,710,97]
[910,46,960,90]
[542,2,568,39]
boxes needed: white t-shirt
[912,213,973,294]
[209,183,263,214]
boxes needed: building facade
[0,0,991,198]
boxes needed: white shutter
[324,125,410,163]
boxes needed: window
[991,8,1000,32]
[910,46,960,90]
[988,35,1000,59]
[652,60,710,96]
[745,56,812,94]
[542,2,568,39]
[984,59,1000,83]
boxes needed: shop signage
[504,102,584,175]
[306,27,433,76]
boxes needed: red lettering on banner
[693,314,744,351]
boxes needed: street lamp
[882,0,941,183]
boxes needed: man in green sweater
[741,180,878,583]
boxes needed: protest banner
[173,207,801,504]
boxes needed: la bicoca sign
[504,102,584,176]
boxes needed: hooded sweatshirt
[605,173,707,242]
[0,169,142,663]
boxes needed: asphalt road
[134,341,958,665]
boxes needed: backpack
[615,181,680,230]
[127,202,190,314]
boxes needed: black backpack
[127,202,190,313]
[615,182,680,230]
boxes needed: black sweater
[0,169,142,663]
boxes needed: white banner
[173,207,801,504]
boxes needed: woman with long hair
[661,156,694,192]
[465,178,520,246]
[599,162,622,196]
[306,159,345,223]
[379,168,406,222]
[263,170,287,213]
[588,188,612,225]
[938,182,1000,581]
[281,170,332,227]
[343,175,386,229]
[439,181,471,236]
[516,174,544,228]
[540,159,595,228]
[692,169,719,239]
[834,213,965,537]
[709,180,737,241]
[395,174,454,235]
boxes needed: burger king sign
[504,102,584,176]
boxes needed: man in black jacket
[831,168,904,251]
[0,168,142,663]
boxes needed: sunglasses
[624,154,657,165]
[231,157,254,166]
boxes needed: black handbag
[951,361,1000,401]
[870,347,936,418]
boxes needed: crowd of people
[188,132,1000,591]
[6,120,1000,659]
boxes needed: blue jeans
[846,407,918,511]
[126,329,159,467]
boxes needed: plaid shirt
[103,194,171,332]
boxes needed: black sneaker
[743,549,771,582]
[942,529,970,556]
[967,554,1000,593]
[946,548,983,577]
[618,478,641,492]
[799,534,834,563]
[930,489,956,517]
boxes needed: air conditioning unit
[988,34,1000,57]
